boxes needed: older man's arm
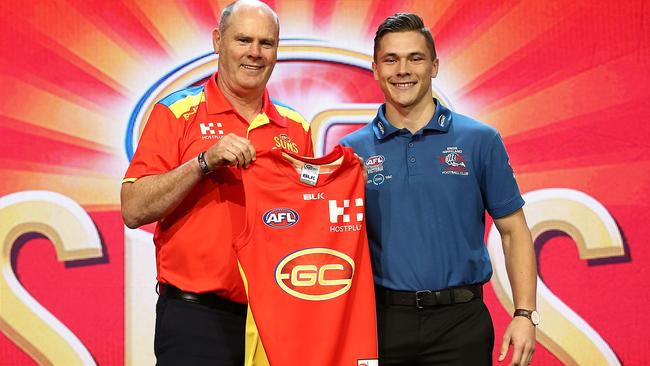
[121,133,255,229]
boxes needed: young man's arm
[494,208,537,366]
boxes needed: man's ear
[431,58,439,78]
[212,28,221,54]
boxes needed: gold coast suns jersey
[234,145,378,366]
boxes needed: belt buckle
[415,290,432,309]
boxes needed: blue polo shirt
[340,99,524,291]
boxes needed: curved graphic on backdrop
[488,188,624,366]
[0,191,103,365]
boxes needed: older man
[120,1,312,364]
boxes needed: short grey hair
[218,0,279,35]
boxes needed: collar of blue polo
[373,98,453,140]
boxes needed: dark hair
[373,13,436,61]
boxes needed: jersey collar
[204,73,286,129]
[373,98,452,140]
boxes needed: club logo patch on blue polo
[365,155,392,185]
[365,155,385,174]
[372,173,385,185]
[438,114,446,127]
[438,146,469,176]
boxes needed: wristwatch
[513,309,540,326]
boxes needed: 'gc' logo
[275,248,355,301]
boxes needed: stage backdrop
[1,1,649,365]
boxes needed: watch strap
[513,308,538,326]
[197,151,212,175]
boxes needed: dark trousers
[154,294,246,366]
[377,298,494,366]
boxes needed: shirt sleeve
[122,103,182,183]
[482,132,525,218]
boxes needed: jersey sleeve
[122,103,182,183]
[482,132,525,218]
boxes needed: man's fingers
[230,134,255,160]
[226,145,247,167]
[521,346,535,365]
[238,141,255,167]
[228,141,249,167]
[221,149,239,166]
[227,135,256,167]
[209,134,256,168]
[518,344,532,366]
[498,333,511,362]
[221,138,246,166]
[247,142,256,163]
[353,153,368,180]
[508,342,523,366]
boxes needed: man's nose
[397,59,409,75]
[248,42,261,58]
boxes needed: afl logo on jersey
[365,155,385,167]
[263,208,299,228]
[275,248,355,301]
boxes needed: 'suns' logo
[275,248,355,301]
[263,208,299,228]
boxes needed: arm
[121,158,202,229]
[121,133,255,228]
[494,208,537,366]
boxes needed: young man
[341,13,537,366]
[120,1,312,364]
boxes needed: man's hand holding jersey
[206,133,256,169]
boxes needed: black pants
[377,298,494,366]
[154,294,246,366]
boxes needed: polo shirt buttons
[408,142,414,147]
[409,157,416,163]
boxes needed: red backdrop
[1,1,649,365]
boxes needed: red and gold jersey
[123,73,313,302]
[235,145,378,366]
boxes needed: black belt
[158,283,246,315]
[376,284,482,309]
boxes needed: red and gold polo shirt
[123,73,313,303]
